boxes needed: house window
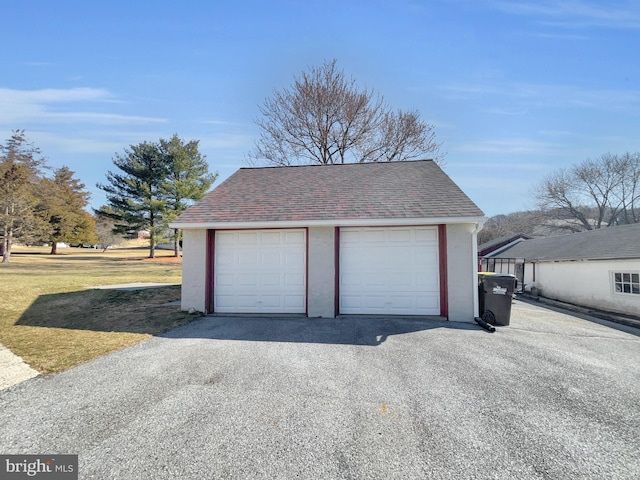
[613,272,640,295]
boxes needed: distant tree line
[0,130,217,263]
[0,130,97,262]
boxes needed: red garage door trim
[337,226,445,316]
[206,225,449,318]
[438,224,449,319]
[334,226,340,318]
[334,224,449,319]
[206,229,215,314]
[206,227,308,315]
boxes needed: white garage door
[214,229,306,314]
[340,226,440,315]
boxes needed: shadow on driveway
[16,286,487,346]
[160,314,483,346]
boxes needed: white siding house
[491,224,640,317]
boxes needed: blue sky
[1,0,639,217]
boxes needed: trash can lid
[478,272,516,278]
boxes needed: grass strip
[0,246,199,374]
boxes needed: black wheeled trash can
[478,273,517,326]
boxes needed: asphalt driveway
[0,299,638,479]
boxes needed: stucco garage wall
[533,259,640,316]
[446,223,478,323]
[181,223,483,320]
[307,227,336,318]
[181,229,207,313]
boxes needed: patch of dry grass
[0,246,198,374]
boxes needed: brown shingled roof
[174,160,484,225]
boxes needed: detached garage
[172,160,486,323]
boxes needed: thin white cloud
[451,160,544,170]
[538,129,579,137]
[31,131,125,155]
[533,32,589,40]
[197,133,255,150]
[440,82,640,112]
[45,112,167,124]
[455,138,558,155]
[481,107,529,115]
[491,1,640,29]
[0,87,110,103]
[0,87,166,125]
[22,61,55,67]
[202,119,247,127]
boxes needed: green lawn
[0,246,199,374]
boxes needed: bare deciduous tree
[615,152,640,224]
[534,152,640,230]
[95,217,122,252]
[248,60,444,166]
[535,168,594,231]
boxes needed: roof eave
[481,238,529,257]
[170,216,487,230]
[525,256,640,263]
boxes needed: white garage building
[171,160,486,323]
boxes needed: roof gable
[492,223,640,261]
[478,234,532,257]
[174,160,484,226]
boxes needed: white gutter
[170,216,488,230]
[471,220,485,318]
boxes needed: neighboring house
[491,223,640,317]
[478,234,532,292]
[478,234,531,258]
[171,160,486,322]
